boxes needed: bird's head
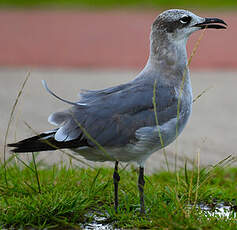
[152,9,227,42]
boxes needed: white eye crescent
[180,15,192,24]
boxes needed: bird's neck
[146,31,188,76]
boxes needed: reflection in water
[83,203,236,229]
[198,202,237,218]
[83,212,115,230]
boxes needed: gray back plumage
[49,73,187,147]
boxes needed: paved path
[0,10,236,69]
[1,69,236,172]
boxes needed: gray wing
[48,81,178,147]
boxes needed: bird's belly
[72,145,151,163]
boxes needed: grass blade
[3,71,30,186]
[32,152,41,194]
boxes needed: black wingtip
[7,143,18,148]
[7,142,29,153]
[8,148,21,153]
[7,143,20,153]
[7,130,89,153]
[7,132,57,153]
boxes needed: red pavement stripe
[0,10,236,69]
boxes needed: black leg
[113,161,120,213]
[138,166,145,214]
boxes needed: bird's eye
[180,16,192,24]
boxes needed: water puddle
[83,212,115,230]
[196,202,237,218]
[83,202,236,229]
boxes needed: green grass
[0,0,237,10]
[0,156,236,229]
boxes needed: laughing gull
[8,9,227,214]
